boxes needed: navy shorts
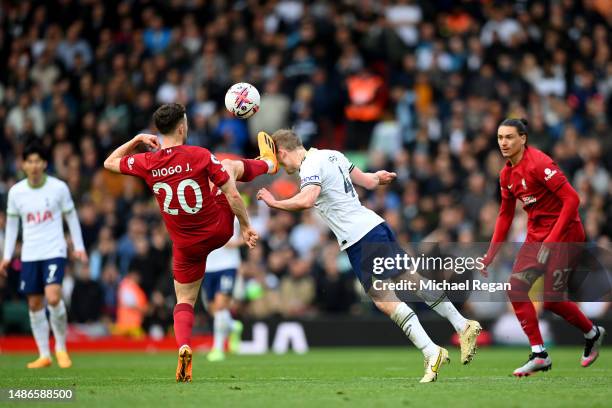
[20,257,66,295]
[345,222,405,291]
[202,268,237,302]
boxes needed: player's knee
[372,299,395,317]
[213,295,230,311]
[221,159,241,180]
[507,277,531,301]
[27,296,44,311]
[46,292,62,306]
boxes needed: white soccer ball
[224,82,260,119]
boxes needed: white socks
[213,309,234,351]
[531,344,546,353]
[426,294,468,333]
[48,300,68,352]
[391,303,438,358]
[584,326,597,339]
[29,309,51,359]
[263,159,275,173]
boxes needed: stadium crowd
[0,0,610,337]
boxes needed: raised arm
[256,185,321,211]
[350,167,397,190]
[104,134,160,173]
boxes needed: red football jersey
[120,145,230,248]
[499,146,581,238]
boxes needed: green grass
[0,347,610,407]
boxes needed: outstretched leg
[220,131,279,183]
[369,287,449,383]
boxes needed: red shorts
[512,221,586,299]
[172,195,235,284]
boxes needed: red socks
[508,277,594,346]
[508,278,544,346]
[543,301,593,333]
[238,159,268,182]
[511,301,544,346]
[173,303,194,348]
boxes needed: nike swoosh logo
[431,351,442,373]
[507,184,513,189]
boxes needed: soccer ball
[224,82,260,119]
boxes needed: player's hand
[256,188,276,207]
[478,255,489,278]
[376,170,397,185]
[73,250,89,263]
[137,133,161,150]
[241,226,259,249]
[0,260,10,277]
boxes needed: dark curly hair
[153,103,186,134]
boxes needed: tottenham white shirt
[299,148,384,250]
[6,176,76,261]
[206,218,241,272]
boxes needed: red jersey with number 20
[120,145,230,248]
[499,146,581,239]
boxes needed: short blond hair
[271,129,303,151]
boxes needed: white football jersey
[206,218,241,272]
[6,176,75,261]
[299,148,384,250]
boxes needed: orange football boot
[176,345,192,382]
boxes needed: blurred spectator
[279,258,315,317]
[69,264,103,323]
[112,270,148,338]
[315,244,357,314]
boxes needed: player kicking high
[1,142,87,369]
[480,118,605,376]
[104,103,277,382]
[256,129,481,383]
[203,218,243,362]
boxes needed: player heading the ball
[257,129,482,383]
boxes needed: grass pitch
[0,347,610,407]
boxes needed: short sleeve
[299,156,322,190]
[342,153,356,173]
[206,152,230,187]
[533,158,567,192]
[59,182,75,213]
[6,188,19,216]
[119,153,148,178]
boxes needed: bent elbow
[304,198,316,209]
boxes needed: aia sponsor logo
[26,211,53,224]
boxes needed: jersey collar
[27,174,47,189]
[506,146,529,168]
[299,148,317,169]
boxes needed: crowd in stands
[0,0,610,336]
